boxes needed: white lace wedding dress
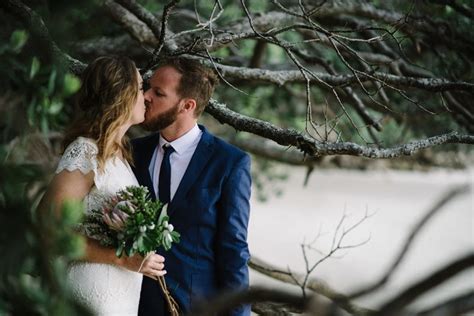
[55,137,142,315]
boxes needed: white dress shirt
[148,124,202,201]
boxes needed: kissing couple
[39,56,251,316]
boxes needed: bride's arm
[38,169,94,218]
[38,170,166,279]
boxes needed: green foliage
[42,0,111,41]
[9,30,28,53]
[0,149,90,315]
[84,185,180,258]
[0,29,80,141]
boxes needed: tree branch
[251,301,299,315]
[206,99,474,158]
[249,256,374,315]
[229,137,322,166]
[379,253,474,315]
[144,0,180,70]
[0,0,85,75]
[188,286,309,316]
[347,185,470,299]
[204,62,474,93]
[103,0,157,46]
[416,290,474,316]
[320,2,474,54]
[114,0,179,62]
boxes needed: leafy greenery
[83,186,180,258]
[0,29,80,142]
[0,149,90,315]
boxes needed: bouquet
[82,185,180,315]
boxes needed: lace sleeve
[55,137,99,175]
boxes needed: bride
[38,56,165,315]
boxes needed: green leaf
[48,98,63,115]
[48,69,57,94]
[126,245,135,257]
[137,235,145,252]
[27,97,37,126]
[29,57,40,79]
[164,236,171,251]
[60,200,83,225]
[116,243,124,258]
[156,235,163,247]
[40,114,49,134]
[158,203,168,224]
[171,231,180,243]
[159,215,169,226]
[10,30,28,53]
[64,235,86,259]
[63,73,81,96]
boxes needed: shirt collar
[159,124,200,155]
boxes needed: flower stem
[157,275,180,316]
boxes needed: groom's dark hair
[157,57,218,117]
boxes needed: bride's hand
[120,253,166,279]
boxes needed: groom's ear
[182,98,197,114]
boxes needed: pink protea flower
[102,208,128,231]
[114,200,137,214]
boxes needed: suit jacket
[132,125,251,316]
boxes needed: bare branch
[379,252,474,315]
[432,0,474,19]
[300,211,372,296]
[249,256,374,315]
[104,0,157,46]
[196,60,474,93]
[188,286,308,316]
[143,0,180,70]
[71,35,143,58]
[206,99,474,158]
[320,2,474,54]
[348,185,470,299]
[0,0,85,75]
[416,290,474,316]
[251,301,299,315]
[115,0,170,41]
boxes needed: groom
[132,57,251,316]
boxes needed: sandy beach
[248,167,474,312]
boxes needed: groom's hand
[136,253,166,280]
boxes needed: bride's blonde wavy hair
[63,55,139,170]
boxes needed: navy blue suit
[132,125,251,316]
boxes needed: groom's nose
[143,88,152,103]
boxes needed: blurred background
[0,0,472,315]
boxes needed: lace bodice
[56,137,139,213]
[56,137,142,315]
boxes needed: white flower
[148,224,155,230]
[139,226,147,233]
[167,224,174,232]
[163,230,173,243]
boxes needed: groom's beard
[142,102,180,132]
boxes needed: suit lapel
[132,133,160,201]
[168,126,214,216]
